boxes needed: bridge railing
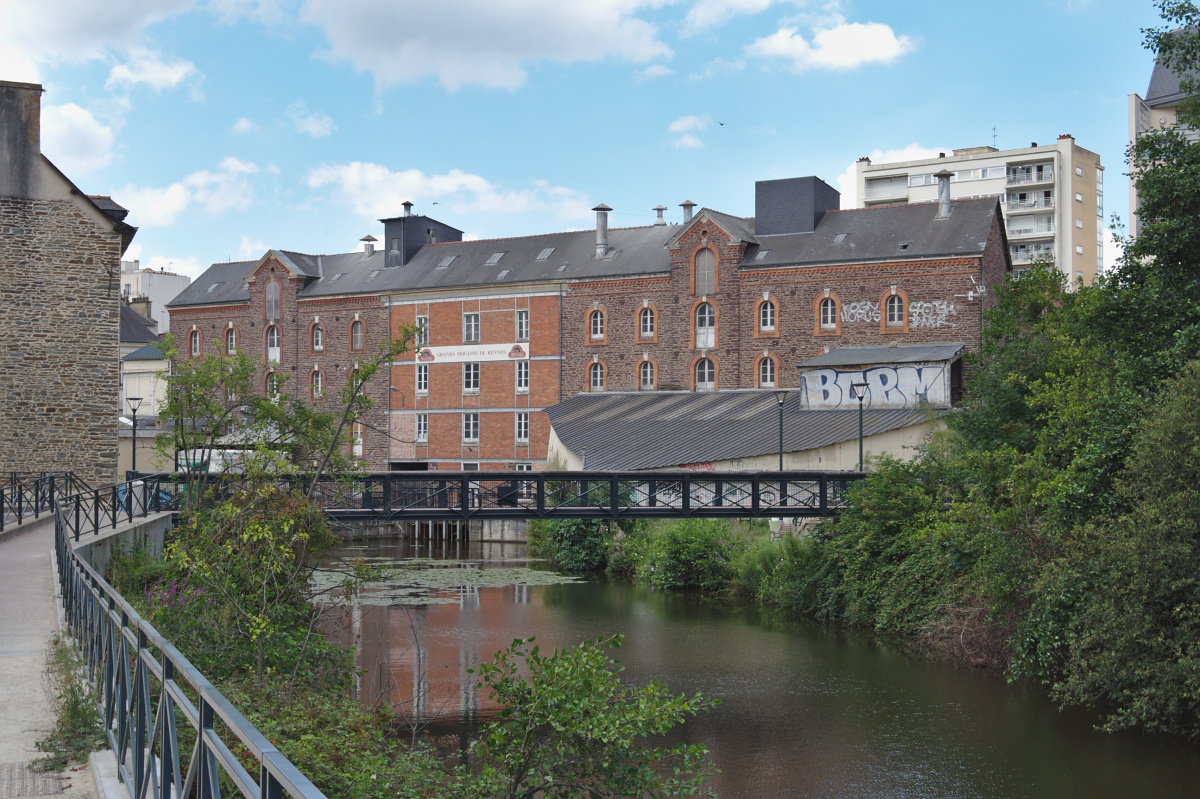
[0,472,88,533]
[58,474,188,542]
[53,479,329,799]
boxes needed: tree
[467,636,716,799]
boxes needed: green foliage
[527,518,608,573]
[468,636,716,799]
[35,635,106,771]
[646,519,739,592]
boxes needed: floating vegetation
[311,560,583,606]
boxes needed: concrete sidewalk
[0,516,98,799]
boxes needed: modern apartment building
[1129,54,1195,237]
[855,135,1104,284]
[119,258,192,332]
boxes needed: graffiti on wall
[909,301,957,328]
[841,300,880,324]
[800,364,949,409]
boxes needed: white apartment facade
[855,135,1104,285]
[120,259,191,332]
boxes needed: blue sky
[3,0,1162,279]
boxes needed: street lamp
[849,382,868,472]
[127,396,143,475]
[773,390,789,471]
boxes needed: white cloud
[835,144,946,208]
[114,156,261,227]
[237,235,268,258]
[634,64,674,81]
[142,254,207,279]
[667,114,711,148]
[684,0,777,34]
[232,117,259,134]
[286,101,336,138]
[688,56,744,80]
[107,49,198,90]
[0,0,194,81]
[306,162,592,223]
[41,103,116,174]
[301,0,671,91]
[123,242,142,261]
[747,16,915,71]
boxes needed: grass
[34,634,106,772]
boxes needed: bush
[527,518,608,573]
[647,519,738,592]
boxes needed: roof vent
[652,205,667,226]
[402,201,413,217]
[934,170,954,219]
[593,204,611,257]
[680,199,696,223]
[361,235,377,255]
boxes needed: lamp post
[774,390,788,471]
[849,383,868,472]
[127,396,143,475]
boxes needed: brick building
[170,173,1009,474]
[0,80,137,486]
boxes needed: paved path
[0,517,97,798]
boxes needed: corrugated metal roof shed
[798,343,965,368]
[122,342,167,361]
[546,391,942,470]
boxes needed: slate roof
[546,391,942,471]
[798,343,966,369]
[745,198,998,269]
[122,342,167,361]
[170,195,1000,309]
[120,304,158,344]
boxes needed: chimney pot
[680,199,696,223]
[402,200,413,217]
[592,204,612,257]
[652,205,667,226]
[933,170,953,219]
[360,234,377,255]
[1031,142,1037,148]
[938,152,945,158]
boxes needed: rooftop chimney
[933,170,953,219]
[680,200,696,223]
[593,204,611,257]
[402,201,413,217]
[652,205,667,226]
[0,81,43,199]
[361,234,377,255]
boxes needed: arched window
[639,360,655,391]
[189,330,201,357]
[311,370,323,399]
[266,325,280,363]
[589,362,605,392]
[265,281,280,320]
[759,357,776,388]
[695,302,715,348]
[886,294,904,327]
[820,298,837,330]
[590,309,605,340]
[351,421,364,458]
[312,323,324,351]
[760,300,776,332]
[266,372,280,396]
[694,247,716,295]
[351,320,364,351]
[225,327,237,354]
[695,358,715,392]
[640,307,655,338]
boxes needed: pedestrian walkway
[0,517,97,798]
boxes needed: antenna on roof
[992,126,997,148]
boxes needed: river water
[320,537,1200,798]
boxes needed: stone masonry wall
[0,197,123,486]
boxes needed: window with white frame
[515,462,533,498]
[516,360,529,392]
[516,310,529,341]
[265,281,280,320]
[416,363,428,394]
[311,370,323,398]
[463,412,480,442]
[695,358,715,391]
[759,300,776,332]
[463,362,480,393]
[886,294,904,327]
[640,307,655,338]
[266,372,280,396]
[589,362,605,392]
[694,247,716,295]
[416,413,428,443]
[695,302,715,348]
[226,327,237,354]
[190,330,201,357]
[516,411,529,443]
[312,323,324,351]
[590,309,605,340]
[759,357,775,388]
[639,360,655,391]
[463,313,480,343]
[351,320,364,351]
[415,315,428,346]
[266,325,280,363]
[820,298,837,330]
[351,421,363,458]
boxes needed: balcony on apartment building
[1006,219,1055,240]
[1006,165,1055,186]
[1010,243,1056,264]
[863,176,909,203]
[1006,195,1054,212]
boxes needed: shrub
[647,519,738,592]
[527,518,608,573]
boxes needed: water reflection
[321,538,1200,799]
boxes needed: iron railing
[58,475,185,541]
[54,480,329,799]
[0,472,88,533]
